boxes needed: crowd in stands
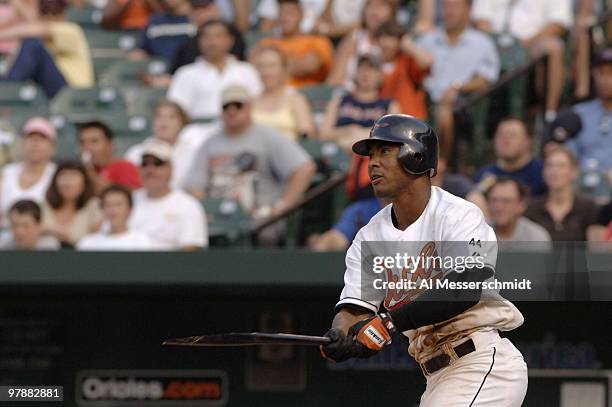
[0,0,611,251]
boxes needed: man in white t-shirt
[77,184,158,251]
[320,115,527,406]
[167,19,262,120]
[129,140,208,250]
[0,117,57,230]
[472,0,572,120]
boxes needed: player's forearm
[331,308,373,335]
[387,267,493,332]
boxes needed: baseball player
[320,115,528,406]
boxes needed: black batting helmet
[352,114,438,177]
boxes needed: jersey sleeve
[335,229,383,314]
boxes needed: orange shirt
[116,0,151,30]
[380,53,429,119]
[260,35,334,88]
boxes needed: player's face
[9,211,42,249]
[487,183,524,228]
[368,143,410,198]
[22,133,55,164]
[102,192,132,229]
[79,127,114,167]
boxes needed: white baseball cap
[141,139,173,162]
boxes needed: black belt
[419,339,476,376]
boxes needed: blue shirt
[566,99,612,170]
[475,159,546,197]
[334,198,382,242]
[417,28,500,102]
[137,14,196,63]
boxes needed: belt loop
[441,342,459,362]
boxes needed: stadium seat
[100,59,168,88]
[299,139,349,178]
[301,85,337,114]
[0,82,49,133]
[66,6,103,29]
[50,87,127,122]
[128,87,168,118]
[85,29,138,57]
[202,197,251,247]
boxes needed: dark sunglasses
[222,102,244,111]
[141,157,166,167]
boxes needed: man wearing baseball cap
[185,84,315,242]
[566,48,612,171]
[129,139,208,250]
[0,117,57,231]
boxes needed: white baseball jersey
[336,186,524,363]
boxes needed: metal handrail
[249,172,348,236]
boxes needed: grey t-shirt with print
[184,124,312,210]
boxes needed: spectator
[0,117,57,229]
[312,0,369,39]
[417,0,500,158]
[102,0,164,30]
[321,54,399,201]
[257,0,327,33]
[475,117,546,197]
[590,200,612,241]
[77,121,142,191]
[309,197,384,251]
[185,84,316,221]
[0,0,94,87]
[251,45,316,139]
[77,184,158,250]
[327,0,395,87]
[432,156,474,199]
[525,146,598,241]
[125,99,211,188]
[257,0,334,88]
[167,19,262,120]
[129,140,208,250]
[485,177,551,244]
[3,200,59,250]
[376,22,432,119]
[0,38,67,98]
[566,48,612,171]
[129,0,196,64]
[169,0,246,73]
[41,161,102,247]
[472,0,572,121]
[0,2,66,98]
